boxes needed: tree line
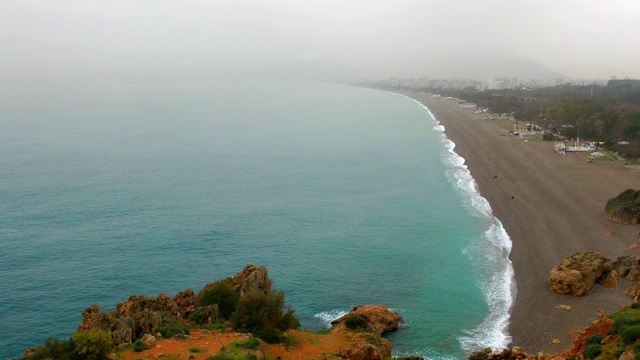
[418,79,640,160]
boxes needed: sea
[0,81,514,359]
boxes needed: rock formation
[548,252,640,296]
[77,264,272,347]
[330,305,405,360]
[21,265,412,360]
[331,304,404,337]
[548,252,618,296]
[604,189,640,224]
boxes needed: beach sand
[403,92,640,353]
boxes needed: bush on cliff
[583,344,602,359]
[586,333,605,345]
[27,337,75,360]
[158,323,191,338]
[622,325,640,345]
[607,308,640,335]
[231,289,299,343]
[72,329,113,360]
[27,330,113,360]
[197,280,240,319]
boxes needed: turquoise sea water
[0,82,513,359]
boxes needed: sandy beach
[402,91,640,353]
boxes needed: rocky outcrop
[548,252,618,296]
[468,346,533,360]
[77,264,269,347]
[199,264,273,299]
[604,189,640,224]
[327,304,405,360]
[331,304,404,337]
[549,253,640,296]
[612,256,640,281]
[340,332,393,360]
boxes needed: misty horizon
[2,1,639,87]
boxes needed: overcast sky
[2,0,639,84]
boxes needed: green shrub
[72,329,113,360]
[158,324,191,338]
[608,311,640,335]
[631,303,640,310]
[583,344,602,359]
[189,309,206,325]
[133,338,151,352]
[622,325,640,344]
[202,322,225,331]
[189,347,205,353]
[198,281,240,319]
[27,337,75,360]
[586,333,605,345]
[231,290,299,343]
[344,314,367,331]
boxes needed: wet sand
[403,92,640,353]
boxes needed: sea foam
[410,96,515,352]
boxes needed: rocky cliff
[19,265,412,360]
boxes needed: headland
[401,91,640,352]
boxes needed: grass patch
[189,347,206,353]
[230,337,260,350]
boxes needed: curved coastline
[389,91,516,351]
[424,99,515,351]
[398,90,640,353]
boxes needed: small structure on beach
[554,142,566,155]
[566,141,596,152]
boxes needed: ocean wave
[314,309,349,329]
[423,101,515,352]
[374,90,515,354]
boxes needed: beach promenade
[405,92,640,352]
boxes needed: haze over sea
[0,82,513,359]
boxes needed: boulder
[140,333,156,349]
[548,252,615,296]
[331,304,404,337]
[604,189,640,224]
[612,256,640,281]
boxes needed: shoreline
[415,96,515,351]
[398,90,640,352]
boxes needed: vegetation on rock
[17,265,408,360]
[230,289,299,343]
[604,189,640,224]
[196,280,239,319]
[26,329,113,360]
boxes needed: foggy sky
[2,0,639,84]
